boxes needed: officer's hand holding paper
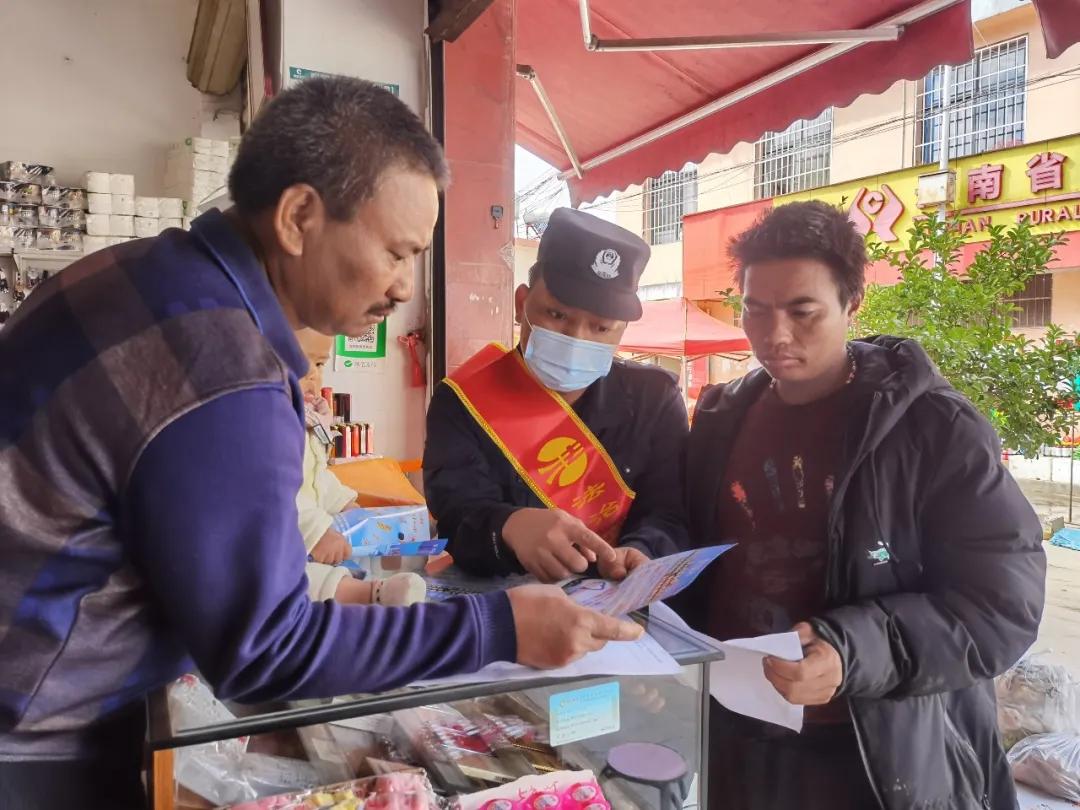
[564,545,733,616]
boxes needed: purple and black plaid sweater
[0,210,515,759]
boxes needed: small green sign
[336,322,387,366]
[288,66,399,96]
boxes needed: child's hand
[311,528,351,565]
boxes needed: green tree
[856,214,1077,457]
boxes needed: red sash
[445,344,635,542]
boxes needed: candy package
[218,770,443,810]
[454,771,610,810]
[0,181,15,202]
[464,698,562,776]
[393,706,516,794]
[298,716,413,783]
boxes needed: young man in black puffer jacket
[678,200,1046,810]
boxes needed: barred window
[1005,272,1052,328]
[753,109,833,200]
[644,168,698,245]
[915,37,1027,165]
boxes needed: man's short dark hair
[528,263,542,286]
[730,200,867,305]
[229,76,450,219]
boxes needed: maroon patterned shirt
[710,383,852,723]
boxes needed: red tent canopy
[515,0,1080,204]
[620,297,751,357]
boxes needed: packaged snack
[298,721,396,783]
[0,202,14,227]
[59,187,88,210]
[59,208,86,229]
[15,205,38,227]
[20,267,46,291]
[0,181,16,202]
[12,184,42,205]
[0,225,14,249]
[38,206,62,228]
[36,227,62,249]
[0,162,53,183]
[393,705,514,794]
[13,227,35,250]
[35,228,82,251]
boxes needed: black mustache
[367,301,398,317]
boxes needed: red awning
[1032,0,1080,59]
[517,0,978,204]
[620,297,751,356]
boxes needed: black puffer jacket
[680,337,1046,810]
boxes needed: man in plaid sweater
[0,77,640,809]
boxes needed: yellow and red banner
[445,344,635,542]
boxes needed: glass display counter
[146,610,722,810]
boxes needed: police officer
[423,207,690,583]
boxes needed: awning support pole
[516,65,584,180]
[563,0,964,179]
[591,29,904,53]
[578,0,593,50]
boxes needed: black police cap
[536,207,650,322]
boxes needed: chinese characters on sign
[965,151,1068,201]
[848,148,1074,243]
[967,163,1004,203]
[1026,152,1067,194]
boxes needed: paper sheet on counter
[413,628,681,688]
[649,601,805,732]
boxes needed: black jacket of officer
[423,208,691,577]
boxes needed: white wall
[281,0,431,462]
[0,0,239,195]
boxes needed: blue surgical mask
[522,315,617,392]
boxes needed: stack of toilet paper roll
[83,173,192,254]
[83,172,137,253]
[164,138,231,205]
[131,196,185,239]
